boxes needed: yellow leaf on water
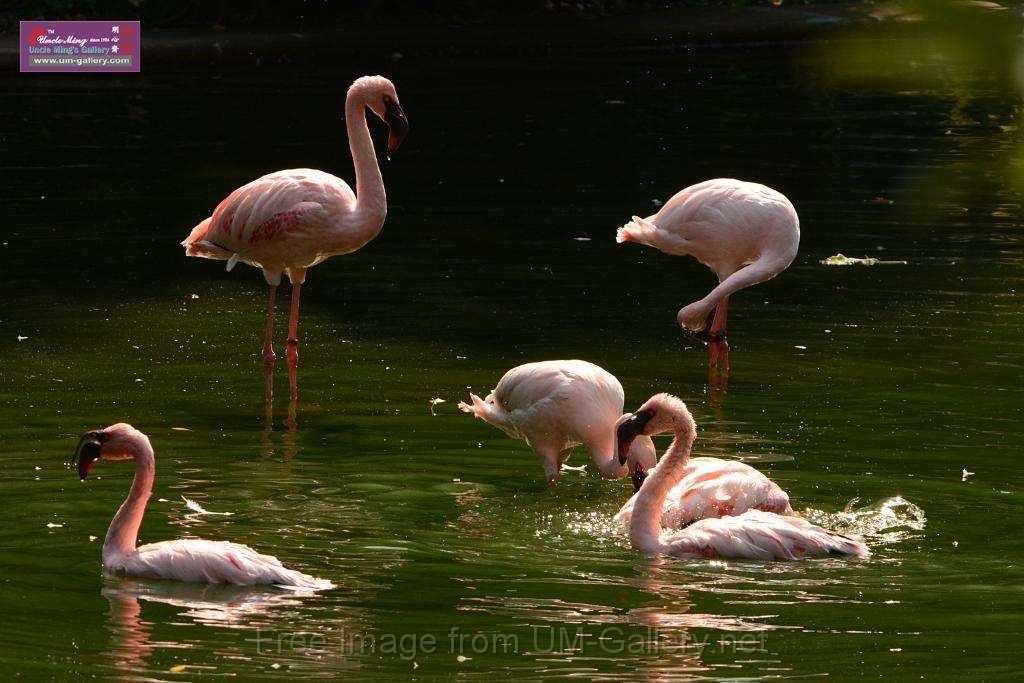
[171,427,192,431]
[429,398,446,416]
[820,253,907,266]
[169,664,187,672]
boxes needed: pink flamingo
[616,179,800,369]
[614,452,793,529]
[458,360,657,485]
[182,75,409,401]
[72,423,334,587]
[617,394,868,560]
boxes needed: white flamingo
[72,423,334,587]
[459,360,657,485]
[617,395,869,560]
[617,179,800,369]
[183,75,409,402]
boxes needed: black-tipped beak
[632,463,648,493]
[683,328,725,345]
[72,430,107,480]
[385,99,409,155]
[616,410,653,465]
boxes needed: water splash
[804,496,926,544]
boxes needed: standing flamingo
[616,179,799,369]
[617,394,868,559]
[71,423,334,587]
[182,75,409,402]
[458,360,657,485]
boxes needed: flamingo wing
[615,457,792,527]
[112,539,334,588]
[183,169,354,259]
[461,361,615,444]
[663,510,869,560]
[496,361,622,447]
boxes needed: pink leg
[708,296,730,370]
[286,282,301,401]
[263,285,277,403]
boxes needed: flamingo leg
[286,282,302,401]
[263,285,277,403]
[708,296,730,370]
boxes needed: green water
[3,36,1023,681]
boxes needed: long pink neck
[344,86,386,238]
[697,255,789,317]
[102,444,155,564]
[629,419,696,553]
[589,431,656,479]
[589,429,627,479]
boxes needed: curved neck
[587,429,629,480]
[629,424,696,552]
[102,446,155,564]
[345,89,387,229]
[701,257,788,312]
[590,432,656,479]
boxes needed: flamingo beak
[384,99,409,155]
[72,430,107,480]
[683,328,726,345]
[616,411,652,465]
[632,463,648,493]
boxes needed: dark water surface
[2,33,1022,681]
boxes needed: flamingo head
[353,75,409,155]
[614,414,657,472]
[676,301,714,334]
[617,393,695,465]
[72,423,150,479]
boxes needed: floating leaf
[429,398,446,416]
[182,496,233,516]
[820,253,907,266]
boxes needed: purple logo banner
[20,20,140,73]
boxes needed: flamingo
[458,360,657,485]
[614,453,793,529]
[617,394,869,560]
[71,423,334,587]
[613,388,792,528]
[616,179,800,369]
[182,75,409,402]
